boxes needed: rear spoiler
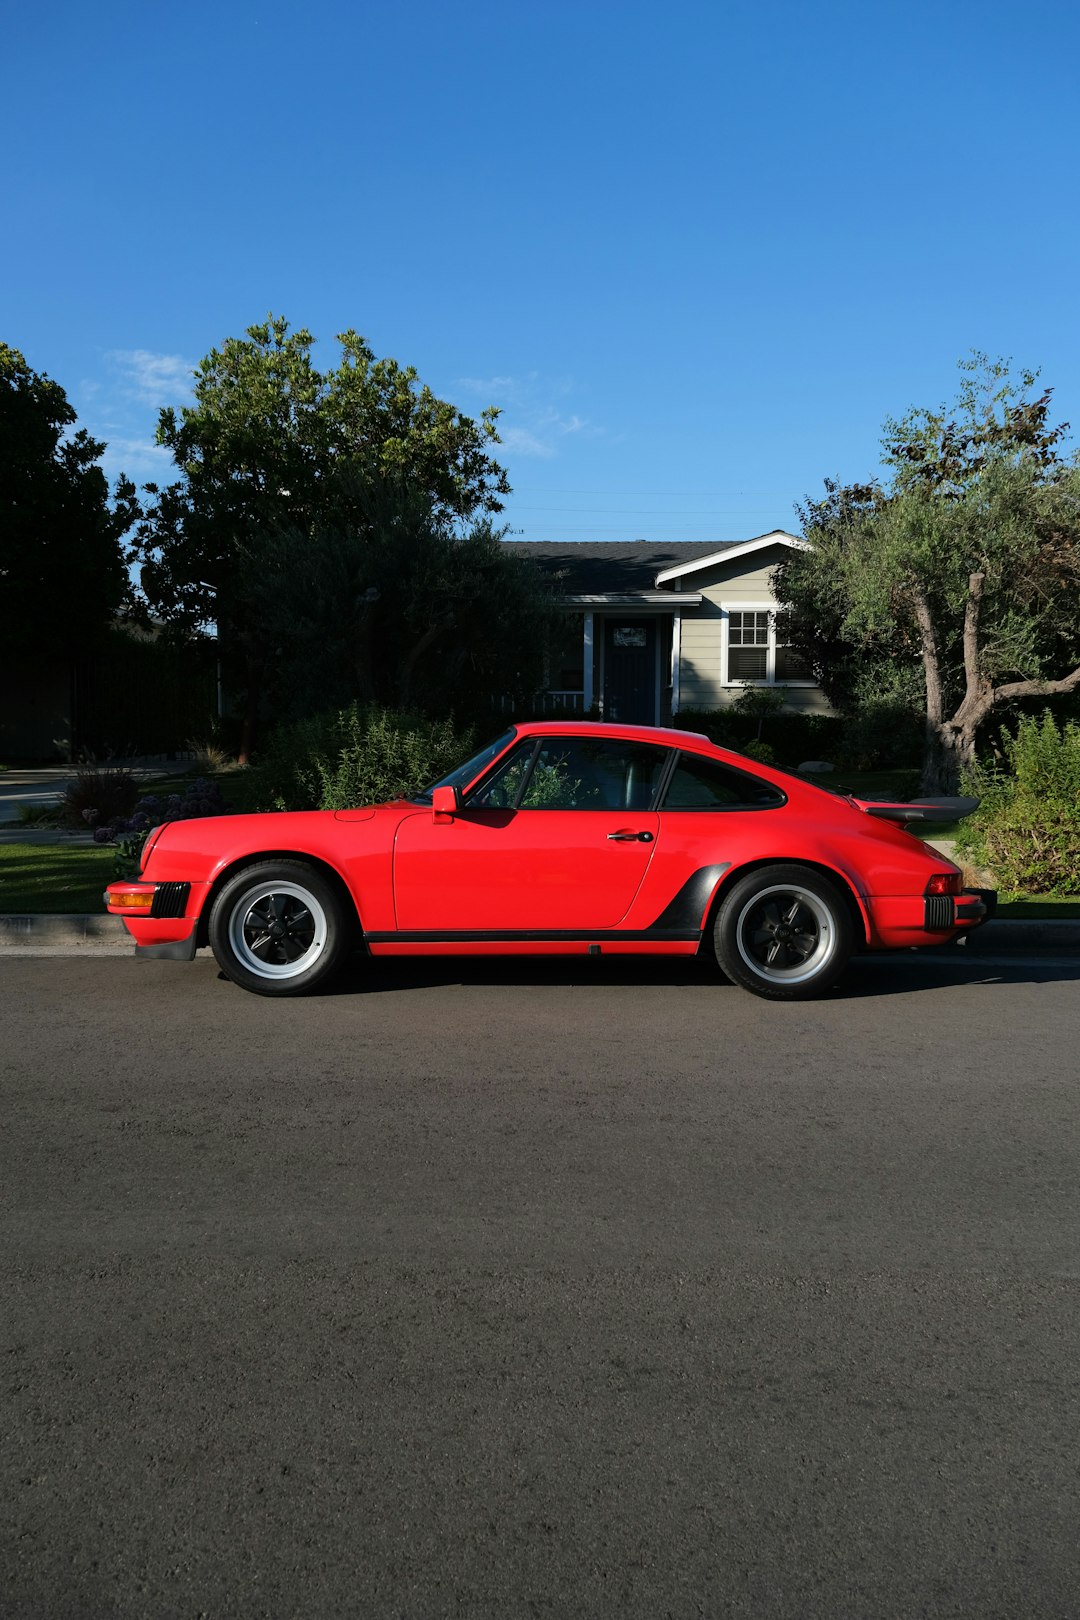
[851,795,980,824]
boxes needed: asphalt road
[4,949,1080,1618]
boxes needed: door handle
[607,830,654,842]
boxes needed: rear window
[662,752,786,811]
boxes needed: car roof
[511,720,712,747]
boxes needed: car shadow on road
[299,948,1080,1001]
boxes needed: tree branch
[991,665,1080,706]
[962,571,985,701]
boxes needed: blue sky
[4,0,1077,541]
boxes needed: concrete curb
[1,913,1079,955]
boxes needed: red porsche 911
[105,721,986,1001]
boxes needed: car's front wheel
[713,864,854,1000]
[209,860,350,996]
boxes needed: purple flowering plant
[91,778,229,875]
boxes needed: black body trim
[150,881,191,919]
[364,928,700,944]
[923,895,955,930]
[646,863,730,931]
[135,928,199,961]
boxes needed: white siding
[674,549,832,714]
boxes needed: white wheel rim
[227,880,328,981]
[734,884,836,985]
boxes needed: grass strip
[0,845,116,913]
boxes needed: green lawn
[0,844,117,913]
[994,895,1080,919]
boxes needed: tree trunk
[397,615,455,709]
[237,657,262,766]
[911,587,951,793]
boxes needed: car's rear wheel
[209,861,349,996]
[713,864,854,1000]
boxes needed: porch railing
[496,690,586,716]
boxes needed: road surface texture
[4,949,1080,1618]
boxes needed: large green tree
[0,343,136,661]
[238,475,555,722]
[777,357,1080,791]
[133,316,514,755]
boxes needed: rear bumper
[866,889,989,948]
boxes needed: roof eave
[654,532,809,585]
[560,591,704,607]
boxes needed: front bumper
[134,927,199,961]
[104,879,209,959]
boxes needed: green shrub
[674,708,846,762]
[257,704,476,812]
[834,700,925,770]
[957,712,1080,894]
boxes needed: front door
[392,735,671,932]
[604,619,656,724]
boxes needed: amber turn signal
[107,887,156,911]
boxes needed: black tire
[713,864,854,1001]
[208,860,350,997]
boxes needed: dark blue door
[603,620,656,724]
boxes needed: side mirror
[432,785,461,823]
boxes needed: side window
[521,738,670,811]
[466,743,537,808]
[662,752,786,810]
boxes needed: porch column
[582,611,594,712]
[670,612,682,714]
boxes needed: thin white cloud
[500,425,557,459]
[457,374,524,398]
[107,348,195,406]
[457,372,600,459]
[97,436,174,481]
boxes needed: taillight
[925,872,962,896]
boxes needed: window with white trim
[723,608,814,686]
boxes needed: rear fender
[703,856,871,949]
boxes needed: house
[503,529,828,725]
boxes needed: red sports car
[105,721,986,1001]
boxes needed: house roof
[502,540,741,594]
[504,532,802,594]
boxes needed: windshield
[412,729,517,804]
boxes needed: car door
[392,736,671,932]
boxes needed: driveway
[4,951,1080,1616]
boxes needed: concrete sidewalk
[2,913,1079,957]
